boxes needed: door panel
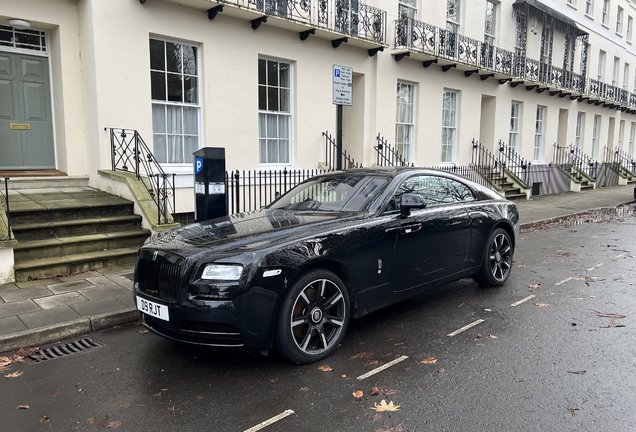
[22,82,46,121]
[0,52,54,169]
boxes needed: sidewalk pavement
[1,185,634,354]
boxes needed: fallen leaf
[352,390,364,399]
[317,365,333,372]
[567,407,580,416]
[17,405,29,409]
[39,416,50,423]
[107,421,122,428]
[567,370,586,375]
[269,378,279,383]
[300,387,308,391]
[75,382,82,387]
[341,374,347,378]
[527,284,541,291]
[489,335,498,339]
[349,352,373,360]
[159,413,168,419]
[370,400,400,412]
[97,416,109,431]
[370,387,381,396]
[484,308,492,312]
[367,360,380,366]
[137,330,149,335]
[118,403,131,409]
[604,319,626,328]
[421,357,437,364]
[153,392,162,397]
[5,371,23,378]
[114,368,120,371]
[196,395,205,400]
[473,334,482,340]
[86,417,95,424]
[574,298,586,300]
[438,368,445,373]
[161,388,167,391]
[535,303,550,308]
[595,312,626,319]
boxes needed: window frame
[592,115,601,160]
[598,50,606,82]
[628,16,633,42]
[617,6,624,35]
[484,0,497,46]
[395,81,416,164]
[612,56,620,86]
[149,37,202,167]
[509,101,521,153]
[398,0,417,20]
[533,106,545,163]
[585,0,593,17]
[446,0,461,33]
[575,112,585,150]
[258,57,293,167]
[602,0,609,27]
[441,89,458,164]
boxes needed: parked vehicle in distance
[134,168,520,363]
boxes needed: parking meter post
[193,147,227,222]
[336,104,343,170]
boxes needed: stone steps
[8,187,150,282]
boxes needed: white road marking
[555,277,574,286]
[244,410,295,432]
[614,253,626,259]
[447,319,485,337]
[510,295,536,307]
[356,355,409,380]
[596,262,604,268]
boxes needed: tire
[275,269,350,363]
[473,228,513,287]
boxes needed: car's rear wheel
[275,269,350,363]
[473,227,513,287]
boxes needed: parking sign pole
[336,104,343,170]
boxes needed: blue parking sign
[195,157,203,174]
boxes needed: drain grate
[28,338,105,363]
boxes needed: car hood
[142,209,362,258]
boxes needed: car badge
[152,251,159,261]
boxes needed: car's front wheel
[473,227,513,287]
[275,269,350,363]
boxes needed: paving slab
[19,306,81,329]
[0,287,52,303]
[0,316,27,336]
[47,280,96,294]
[34,292,88,310]
[0,299,40,320]
[78,285,131,301]
[70,297,130,317]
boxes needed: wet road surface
[1,214,635,431]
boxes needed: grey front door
[0,52,55,169]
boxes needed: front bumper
[133,287,278,351]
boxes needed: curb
[0,308,140,354]
[519,202,635,229]
[0,318,91,353]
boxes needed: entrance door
[0,52,55,169]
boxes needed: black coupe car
[134,168,519,363]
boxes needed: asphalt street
[0,213,634,432]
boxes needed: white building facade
[2,0,636,215]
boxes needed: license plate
[136,297,170,321]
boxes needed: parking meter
[193,147,227,222]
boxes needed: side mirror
[400,193,427,217]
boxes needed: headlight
[201,264,243,281]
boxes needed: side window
[387,175,475,212]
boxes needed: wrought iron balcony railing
[394,17,634,108]
[217,0,386,44]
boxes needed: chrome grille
[137,258,182,303]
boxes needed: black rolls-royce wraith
[134,168,519,363]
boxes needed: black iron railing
[375,134,412,167]
[1,177,11,241]
[217,0,386,44]
[226,168,325,214]
[106,128,175,225]
[471,139,505,190]
[553,144,599,181]
[393,18,636,106]
[323,131,361,170]
[612,147,636,173]
[497,140,530,186]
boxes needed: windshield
[269,174,390,212]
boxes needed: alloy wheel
[489,232,512,282]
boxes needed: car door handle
[399,223,421,234]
